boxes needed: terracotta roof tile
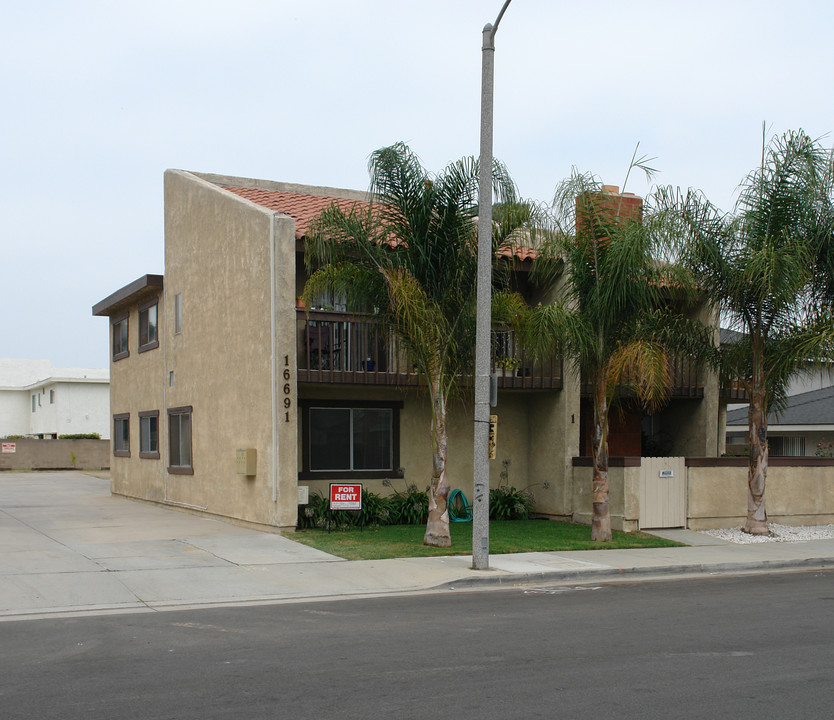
[222,186,369,239]
[222,184,537,261]
[496,245,538,261]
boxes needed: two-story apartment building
[0,359,109,439]
[93,170,720,532]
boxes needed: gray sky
[2,0,833,369]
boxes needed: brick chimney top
[601,184,637,197]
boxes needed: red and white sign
[329,483,362,510]
[1,443,15,454]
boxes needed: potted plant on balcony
[495,356,519,373]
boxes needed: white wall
[0,360,110,438]
[28,381,110,438]
[0,390,30,437]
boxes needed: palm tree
[505,162,713,542]
[303,142,524,547]
[655,128,834,535]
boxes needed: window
[112,314,129,360]
[139,410,159,459]
[49,389,55,404]
[168,406,193,474]
[769,436,805,457]
[174,293,182,334]
[31,394,36,412]
[113,414,130,457]
[300,400,402,479]
[138,300,159,352]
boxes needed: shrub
[296,484,432,529]
[387,483,429,525]
[297,489,399,529]
[58,433,101,440]
[489,484,534,521]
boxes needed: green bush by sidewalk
[298,483,534,530]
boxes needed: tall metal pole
[473,0,511,571]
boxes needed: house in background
[0,359,110,439]
[93,171,721,532]
[726,386,834,457]
[720,327,834,456]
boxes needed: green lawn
[284,520,682,560]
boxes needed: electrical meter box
[236,448,257,476]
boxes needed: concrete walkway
[2,472,833,621]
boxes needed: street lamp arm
[483,0,513,49]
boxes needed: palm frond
[605,340,671,413]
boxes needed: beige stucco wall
[0,439,109,470]
[106,172,299,530]
[687,461,834,529]
[108,291,167,502]
[297,385,554,504]
[527,363,580,519]
[570,462,641,532]
[151,170,298,530]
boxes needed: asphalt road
[2,570,833,719]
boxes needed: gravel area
[700,523,834,544]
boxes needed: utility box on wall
[236,448,257,476]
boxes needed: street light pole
[473,0,512,571]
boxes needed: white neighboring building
[0,359,110,439]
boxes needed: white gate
[639,456,686,529]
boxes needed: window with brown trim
[299,400,403,480]
[138,299,159,352]
[113,413,130,457]
[112,314,129,361]
[139,410,160,459]
[168,406,193,474]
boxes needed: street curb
[436,557,834,590]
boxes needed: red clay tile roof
[222,186,369,240]
[222,184,537,261]
[496,245,538,261]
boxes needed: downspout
[270,215,279,503]
[162,289,169,503]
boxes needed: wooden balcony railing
[669,354,704,398]
[721,379,749,401]
[580,354,705,399]
[297,311,562,389]
[297,310,419,386]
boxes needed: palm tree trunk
[744,390,770,534]
[424,378,451,547]
[591,379,612,542]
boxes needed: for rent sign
[329,483,362,510]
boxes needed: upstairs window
[112,314,129,361]
[138,300,159,352]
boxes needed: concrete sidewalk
[2,472,833,621]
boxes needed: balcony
[669,354,704,398]
[297,310,562,389]
[579,354,706,399]
[721,379,749,402]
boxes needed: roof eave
[92,274,164,317]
